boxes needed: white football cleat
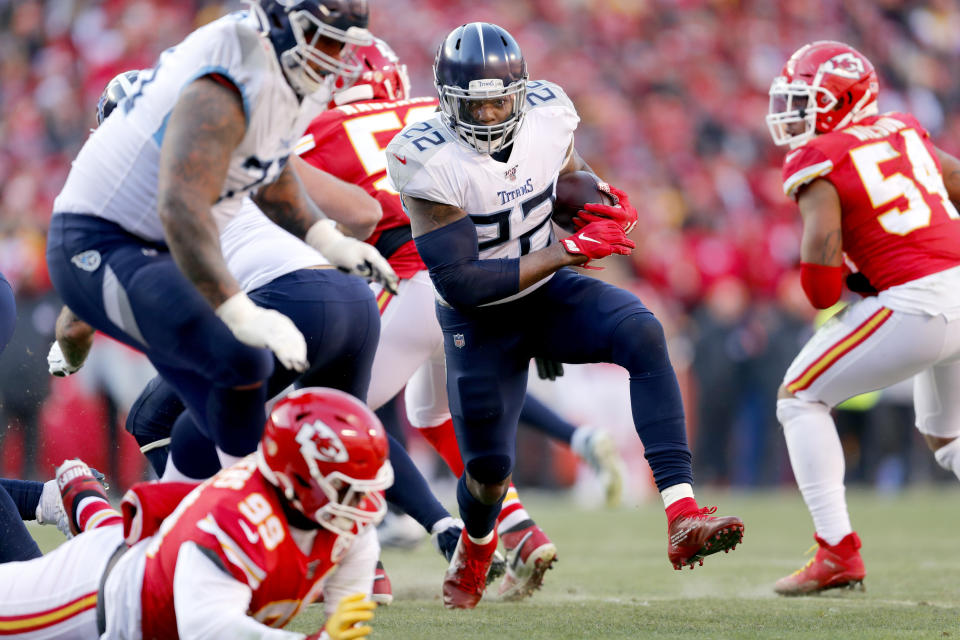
[377,510,426,549]
[572,427,624,508]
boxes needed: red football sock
[665,497,699,524]
[496,484,530,530]
[76,496,122,532]
[418,419,465,477]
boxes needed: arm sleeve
[320,527,380,620]
[173,541,306,640]
[414,216,520,310]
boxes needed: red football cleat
[774,532,865,596]
[371,560,393,606]
[442,529,498,609]
[667,505,744,570]
[56,459,111,536]
[497,520,557,601]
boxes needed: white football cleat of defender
[572,427,624,508]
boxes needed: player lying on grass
[0,388,385,640]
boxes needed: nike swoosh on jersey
[577,233,601,244]
[392,153,407,165]
[238,519,260,545]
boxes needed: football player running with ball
[0,388,387,639]
[298,36,624,601]
[386,22,744,609]
[767,41,960,595]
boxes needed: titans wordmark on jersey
[387,80,579,276]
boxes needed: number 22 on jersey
[850,128,960,235]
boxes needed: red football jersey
[297,96,440,279]
[782,112,960,291]
[140,458,342,639]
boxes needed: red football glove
[574,184,638,234]
[561,219,635,268]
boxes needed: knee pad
[934,437,960,472]
[465,454,512,485]
[126,377,183,444]
[611,312,670,373]
[776,397,831,426]
[217,344,274,387]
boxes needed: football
[551,171,615,233]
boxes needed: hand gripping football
[552,171,615,233]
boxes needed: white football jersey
[220,198,329,292]
[53,11,328,243]
[386,80,579,304]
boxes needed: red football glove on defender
[561,219,635,269]
[574,184,638,234]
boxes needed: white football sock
[161,457,201,483]
[467,531,494,545]
[933,437,960,480]
[660,482,694,509]
[216,449,242,470]
[778,397,852,546]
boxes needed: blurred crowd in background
[1,0,958,494]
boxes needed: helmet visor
[439,78,526,154]
[284,10,372,95]
[766,77,818,147]
[313,461,393,537]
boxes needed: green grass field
[30,487,960,639]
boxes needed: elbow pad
[414,216,519,310]
[800,262,843,309]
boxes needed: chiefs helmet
[331,37,411,107]
[434,22,528,154]
[96,70,140,126]
[258,387,393,541]
[766,41,879,148]
[249,0,372,97]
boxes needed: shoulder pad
[524,80,576,114]
[783,143,834,199]
[234,20,267,72]
[386,116,452,194]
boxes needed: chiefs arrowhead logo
[822,53,865,79]
[296,420,348,464]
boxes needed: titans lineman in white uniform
[46,1,384,478]
[388,23,744,609]
[128,197,466,545]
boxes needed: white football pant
[0,525,121,639]
[367,270,450,428]
[779,296,960,544]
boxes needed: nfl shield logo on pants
[453,333,465,348]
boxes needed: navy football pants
[128,267,380,479]
[47,214,273,461]
[439,268,693,492]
